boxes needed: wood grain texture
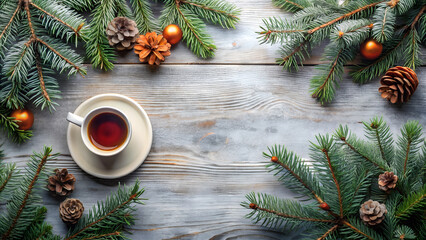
[1,65,425,239]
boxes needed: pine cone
[359,200,387,226]
[134,32,171,65]
[379,66,419,104]
[378,171,398,191]
[47,168,76,196]
[106,17,139,51]
[59,198,84,225]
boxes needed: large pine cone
[360,200,387,226]
[106,17,139,51]
[379,66,418,104]
[59,198,84,225]
[134,32,171,65]
[378,171,398,191]
[47,168,76,196]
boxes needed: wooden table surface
[1,1,426,239]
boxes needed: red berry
[319,202,330,210]
[271,156,278,162]
[249,203,258,209]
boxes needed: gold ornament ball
[10,109,34,130]
[163,24,183,45]
[360,39,383,60]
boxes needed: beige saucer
[67,94,152,179]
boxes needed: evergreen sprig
[0,0,88,143]
[64,0,240,70]
[243,116,426,239]
[0,146,146,239]
[260,0,425,104]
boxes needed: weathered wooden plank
[1,65,425,239]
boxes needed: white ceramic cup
[67,106,132,157]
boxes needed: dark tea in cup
[88,112,128,151]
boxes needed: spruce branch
[0,146,57,240]
[173,1,216,58]
[65,181,145,239]
[179,0,240,29]
[261,0,425,103]
[130,0,158,34]
[272,0,309,13]
[244,117,424,239]
[395,185,426,220]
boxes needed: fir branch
[364,116,394,165]
[265,145,324,204]
[0,147,56,240]
[322,149,343,217]
[249,203,336,223]
[174,1,216,58]
[273,0,310,12]
[130,0,158,34]
[0,164,15,195]
[339,135,387,171]
[179,0,240,29]
[84,0,116,70]
[332,19,372,48]
[372,2,396,43]
[395,185,426,220]
[36,37,86,76]
[0,4,20,42]
[65,181,145,240]
[307,1,385,35]
[29,1,80,36]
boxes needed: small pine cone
[47,168,76,196]
[379,66,418,104]
[378,171,398,191]
[359,200,387,226]
[106,17,139,51]
[59,198,84,225]
[134,32,171,65]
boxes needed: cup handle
[67,112,84,127]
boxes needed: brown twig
[410,5,425,29]
[342,220,374,240]
[323,149,343,217]
[1,153,49,240]
[179,0,238,19]
[250,204,337,223]
[175,0,214,51]
[29,2,81,36]
[317,225,339,240]
[0,4,20,41]
[282,0,304,10]
[24,0,36,39]
[308,1,385,34]
[35,49,51,102]
[65,194,138,240]
[273,160,324,204]
[82,231,121,240]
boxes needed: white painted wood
[1,65,425,239]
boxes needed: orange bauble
[360,39,383,60]
[10,109,34,130]
[162,24,182,45]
